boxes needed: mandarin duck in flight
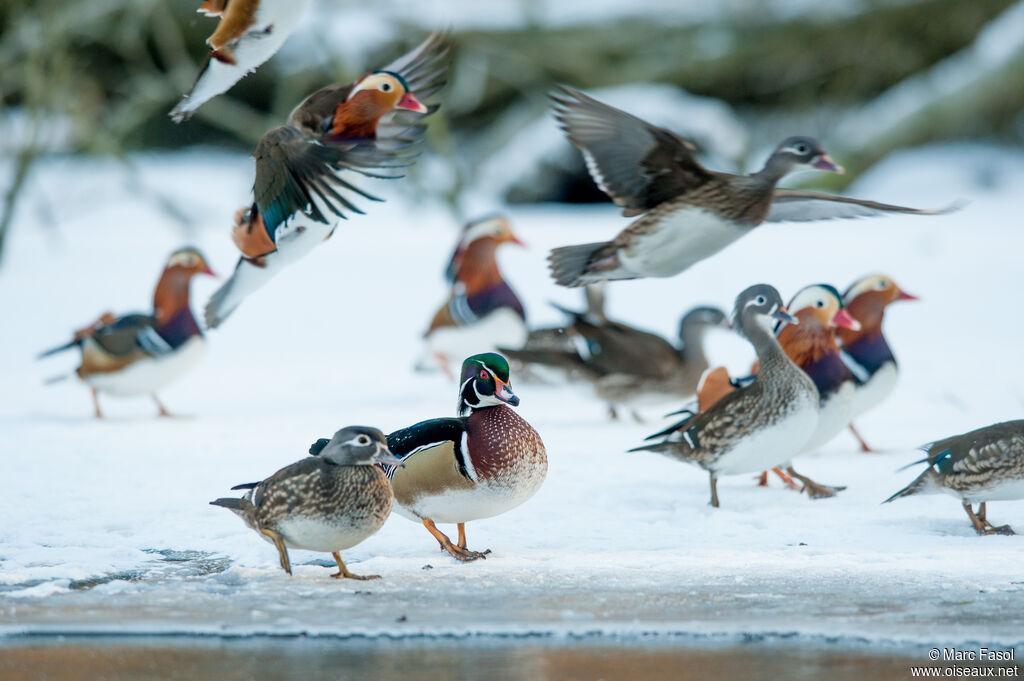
[171,0,312,122]
[420,215,528,378]
[546,86,953,287]
[886,420,1024,536]
[385,353,547,562]
[837,274,918,452]
[212,426,405,579]
[631,285,820,508]
[38,248,215,418]
[204,31,449,328]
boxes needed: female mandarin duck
[837,274,918,452]
[694,285,859,497]
[385,353,547,562]
[546,86,952,287]
[886,420,1024,536]
[38,248,215,418]
[420,216,528,378]
[211,426,405,579]
[171,0,312,122]
[502,303,728,421]
[631,285,820,508]
[204,31,449,328]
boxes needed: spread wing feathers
[385,417,471,480]
[766,190,962,223]
[379,29,450,100]
[550,85,710,217]
[253,126,414,234]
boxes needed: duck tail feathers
[548,241,615,288]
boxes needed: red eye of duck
[479,370,488,380]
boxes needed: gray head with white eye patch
[311,426,403,467]
[732,284,797,339]
[765,136,842,175]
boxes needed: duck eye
[478,370,489,380]
[357,435,370,445]
[795,144,808,154]
[756,296,766,305]
[876,280,889,289]
[815,300,825,308]
[381,82,392,92]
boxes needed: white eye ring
[381,82,392,92]
[756,296,766,305]
[795,144,808,154]
[356,435,370,445]
[876,280,889,290]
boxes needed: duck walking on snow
[38,248,215,418]
[631,285,820,508]
[211,426,404,579]
[385,353,547,561]
[547,86,952,287]
[886,420,1024,536]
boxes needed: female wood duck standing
[546,86,951,287]
[420,216,528,378]
[385,353,547,561]
[204,31,449,328]
[631,285,820,508]
[886,420,1024,535]
[170,0,312,122]
[211,426,405,579]
[837,274,918,452]
[38,248,215,418]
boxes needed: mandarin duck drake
[547,86,953,287]
[886,420,1024,536]
[384,353,547,562]
[631,285,820,508]
[38,248,215,418]
[420,215,528,378]
[204,31,449,328]
[769,284,861,497]
[211,426,404,579]
[837,274,918,452]
[170,0,311,122]
[502,304,728,421]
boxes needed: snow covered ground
[2,143,1024,650]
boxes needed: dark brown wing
[767,189,962,223]
[90,314,169,357]
[550,85,712,217]
[253,125,419,234]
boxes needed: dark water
[3,636,1015,681]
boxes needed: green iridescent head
[458,353,518,415]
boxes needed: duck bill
[812,154,844,174]
[832,308,861,331]
[397,92,428,113]
[202,265,218,278]
[374,444,405,467]
[509,234,528,248]
[494,377,521,407]
[897,290,919,301]
[771,307,799,325]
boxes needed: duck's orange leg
[421,518,489,562]
[849,423,877,453]
[91,388,103,419]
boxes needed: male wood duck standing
[211,426,405,579]
[836,274,918,452]
[886,420,1024,535]
[385,353,547,561]
[631,285,820,508]
[546,86,953,287]
[38,248,215,418]
[171,0,312,122]
[204,31,449,328]
[420,215,528,378]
